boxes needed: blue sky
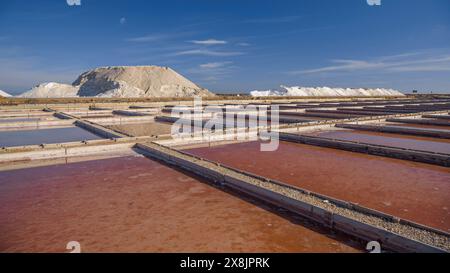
[0,0,449,94]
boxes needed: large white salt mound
[18,66,213,98]
[250,86,404,97]
[93,81,147,98]
[19,82,79,98]
[74,66,213,98]
[0,90,12,97]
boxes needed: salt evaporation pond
[186,141,450,232]
[0,156,359,252]
[0,126,103,147]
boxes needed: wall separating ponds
[277,133,450,167]
[0,118,41,123]
[305,130,450,154]
[387,118,450,127]
[336,124,450,139]
[387,122,450,131]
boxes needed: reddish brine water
[0,156,359,253]
[186,141,450,232]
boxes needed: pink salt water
[186,141,450,232]
[0,156,359,253]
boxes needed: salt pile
[250,85,404,97]
[74,66,212,98]
[18,66,213,98]
[19,82,79,98]
[0,90,12,97]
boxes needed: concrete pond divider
[278,110,450,131]
[385,105,450,111]
[113,110,155,116]
[0,137,152,163]
[305,109,387,116]
[0,119,75,131]
[288,112,364,119]
[129,105,160,110]
[387,118,450,127]
[85,115,156,126]
[53,112,80,120]
[154,109,450,140]
[276,132,450,167]
[335,123,450,139]
[360,107,423,113]
[75,120,128,139]
[54,109,156,126]
[422,114,450,120]
[134,142,450,253]
[0,111,55,118]
[63,110,113,116]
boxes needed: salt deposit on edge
[250,85,404,97]
[0,90,12,97]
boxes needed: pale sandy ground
[107,122,173,137]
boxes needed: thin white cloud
[298,60,382,74]
[173,49,243,57]
[237,26,334,41]
[201,76,220,82]
[126,31,196,42]
[187,61,236,84]
[127,35,166,43]
[126,34,169,42]
[190,39,227,45]
[291,52,450,74]
[388,64,450,72]
[199,61,232,69]
[237,42,250,47]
